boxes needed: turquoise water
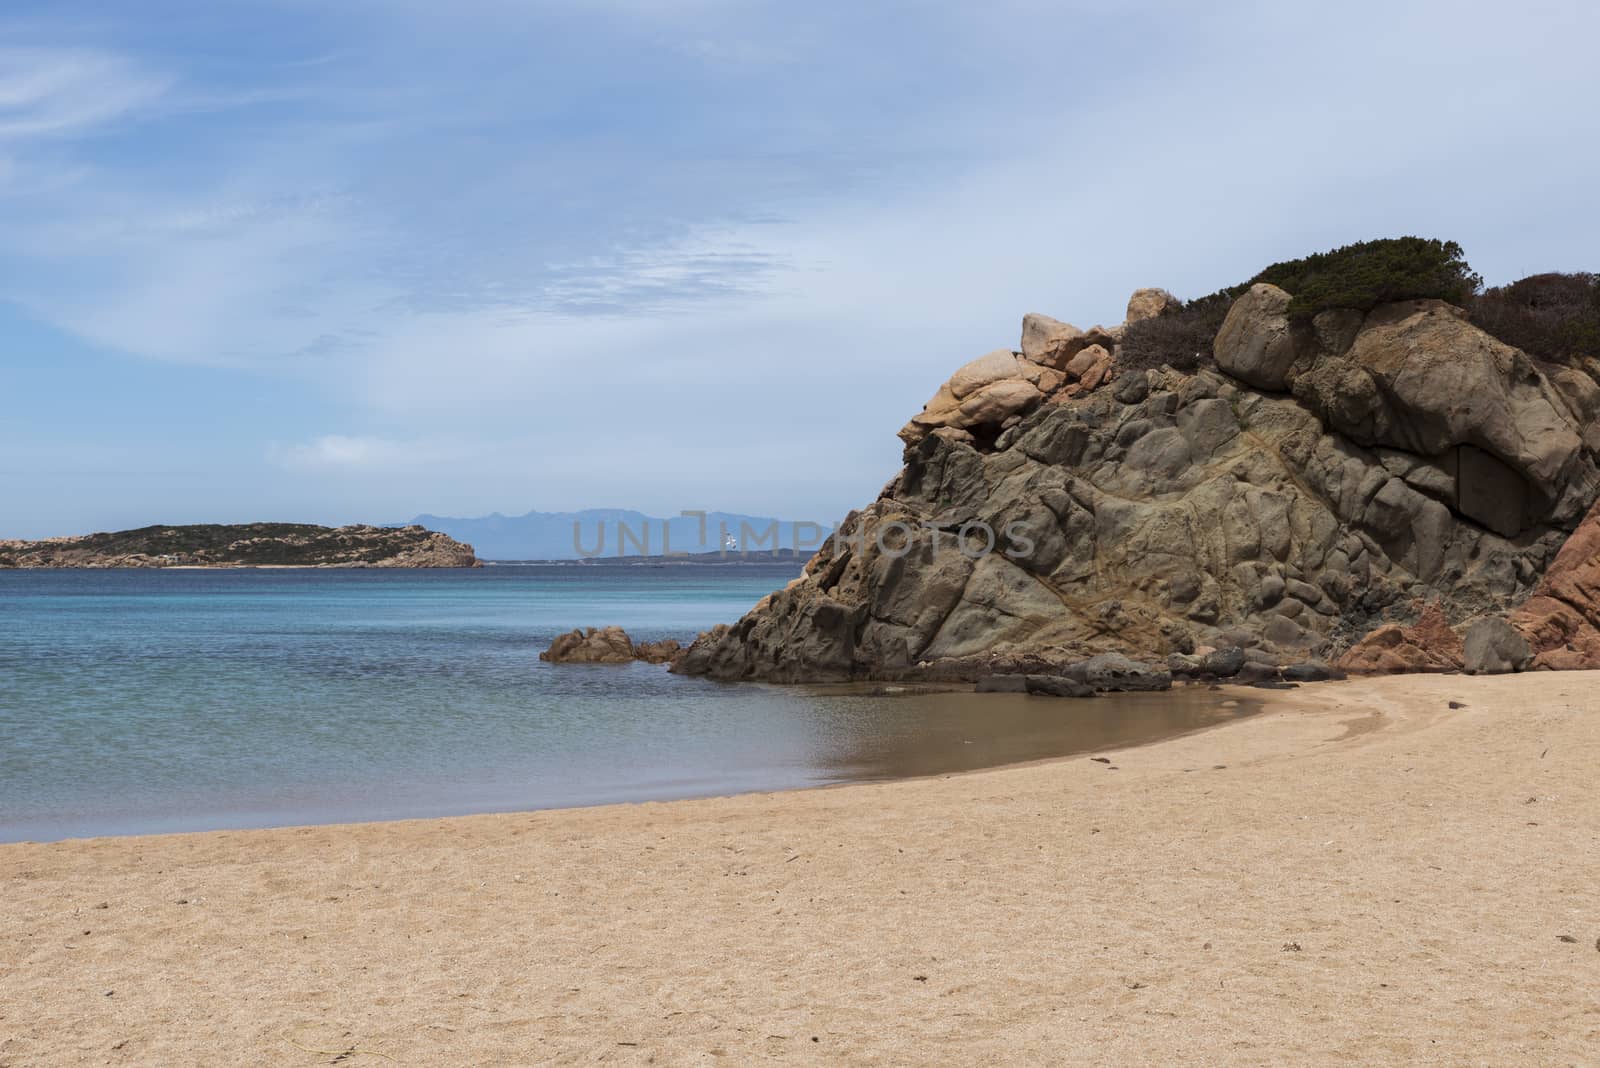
[0,565,1252,842]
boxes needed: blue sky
[2,0,1598,538]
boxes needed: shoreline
[0,563,479,571]
[5,673,1598,1064]
[2,686,1261,846]
[1,559,797,570]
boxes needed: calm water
[0,565,1253,842]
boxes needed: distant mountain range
[407,509,829,561]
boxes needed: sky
[1,0,1598,539]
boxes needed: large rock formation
[1219,290,1597,537]
[676,288,1600,682]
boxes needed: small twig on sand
[287,1027,397,1063]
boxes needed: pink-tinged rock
[540,626,636,663]
[1337,603,1464,674]
[1125,287,1179,324]
[1020,314,1085,369]
[1078,349,1114,391]
[1509,498,1600,669]
[1065,343,1109,379]
[958,379,1044,424]
[948,349,1025,399]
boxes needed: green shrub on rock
[1251,237,1483,321]
[1121,237,1485,371]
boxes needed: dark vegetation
[1256,237,1481,321]
[1469,272,1600,367]
[1119,291,1236,373]
[71,524,415,565]
[1120,237,1595,374]
[2,523,446,566]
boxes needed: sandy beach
[4,672,1598,1065]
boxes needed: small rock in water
[1167,653,1204,677]
[1023,674,1095,698]
[1234,662,1285,687]
[975,674,1028,694]
[1062,653,1171,693]
[1281,661,1342,683]
[633,638,682,664]
[540,626,637,664]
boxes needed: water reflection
[789,687,1258,782]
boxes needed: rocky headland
[0,523,480,569]
[671,241,1600,686]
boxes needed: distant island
[0,523,479,569]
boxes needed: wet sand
[4,673,1599,1065]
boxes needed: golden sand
[4,673,1598,1065]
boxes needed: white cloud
[268,435,477,472]
[0,47,168,139]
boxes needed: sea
[0,564,1253,842]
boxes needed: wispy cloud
[540,224,792,314]
[4,186,388,368]
[0,47,168,139]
